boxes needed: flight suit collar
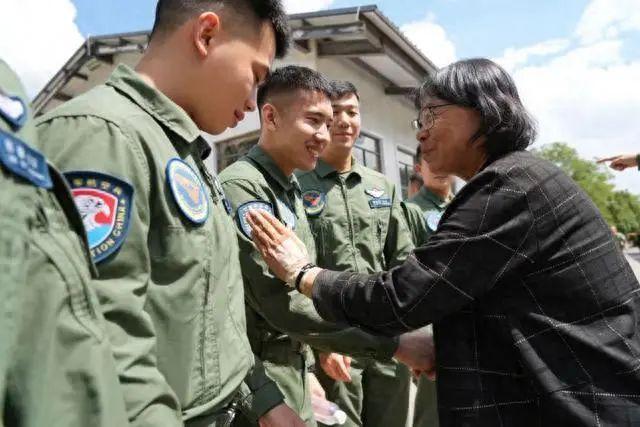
[316,157,362,182]
[246,145,300,192]
[416,186,448,209]
[106,64,202,147]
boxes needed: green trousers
[316,357,411,427]
[413,376,439,427]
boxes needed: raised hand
[597,153,639,171]
[247,209,311,286]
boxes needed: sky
[1,0,639,193]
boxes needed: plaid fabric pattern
[313,150,640,426]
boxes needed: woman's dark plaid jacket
[313,150,640,426]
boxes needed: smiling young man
[34,1,304,426]
[220,67,431,426]
[296,80,415,427]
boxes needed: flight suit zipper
[338,177,360,272]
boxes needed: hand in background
[597,153,638,171]
[319,352,353,382]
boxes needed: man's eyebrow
[306,109,333,120]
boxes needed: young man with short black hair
[36,1,303,425]
[297,80,415,427]
[221,68,432,426]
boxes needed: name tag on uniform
[0,129,52,188]
[65,171,134,263]
[369,198,392,209]
[237,201,273,239]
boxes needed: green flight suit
[402,186,450,427]
[220,146,400,426]
[297,159,414,427]
[35,64,283,427]
[0,60,128,426]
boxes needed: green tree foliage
[534,142,640,235]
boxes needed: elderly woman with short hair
[248,58,640,426]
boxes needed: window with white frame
[353,132,382,172]
[397,147,415,199]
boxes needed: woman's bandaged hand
[247,209,311,286]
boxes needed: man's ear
[193,12,221,57]
[261,103,279,132]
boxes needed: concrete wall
[205,43,419,191]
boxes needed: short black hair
[257,65,333,108]
[330,80,360,101]
[415,58,537,158]
[150,0,290,58]
[409,173,423,186]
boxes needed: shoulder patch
[278,201,297,230]
[365,188,386,199]
[0,91,27,130]
[237,201,274,239]
[425,210,443,231]
[302,190,326,216]
[65,171,134,263]
[0,129,52,188]
[166,158,209,225]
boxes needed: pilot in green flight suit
[220,67,403,426]
[0,59,128,426]
[297,81,414,427]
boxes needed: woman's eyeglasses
[411,103,455,131]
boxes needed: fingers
[246,213,277,253]
[334,356,352,382]
[248,209,282,244]
[260,208,292,235]
[596,156,618,163]
[344,356,352,371]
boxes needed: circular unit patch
[302,190,326,216]
[166,158,209,225]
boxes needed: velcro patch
[302,190,326,216]
[167,158,209,225]
[237,201,274,239]
[0,129,52,188]
[65,171,134,263]
[365,188,386,199]
[369,198,392,209]
[425,210,443,231]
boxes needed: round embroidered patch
[237,201,274,239]
[166,158,209,225]
[302,190,326,216]
[65,171,134,263]
[0,92,27,130]
[425,210,443,232]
